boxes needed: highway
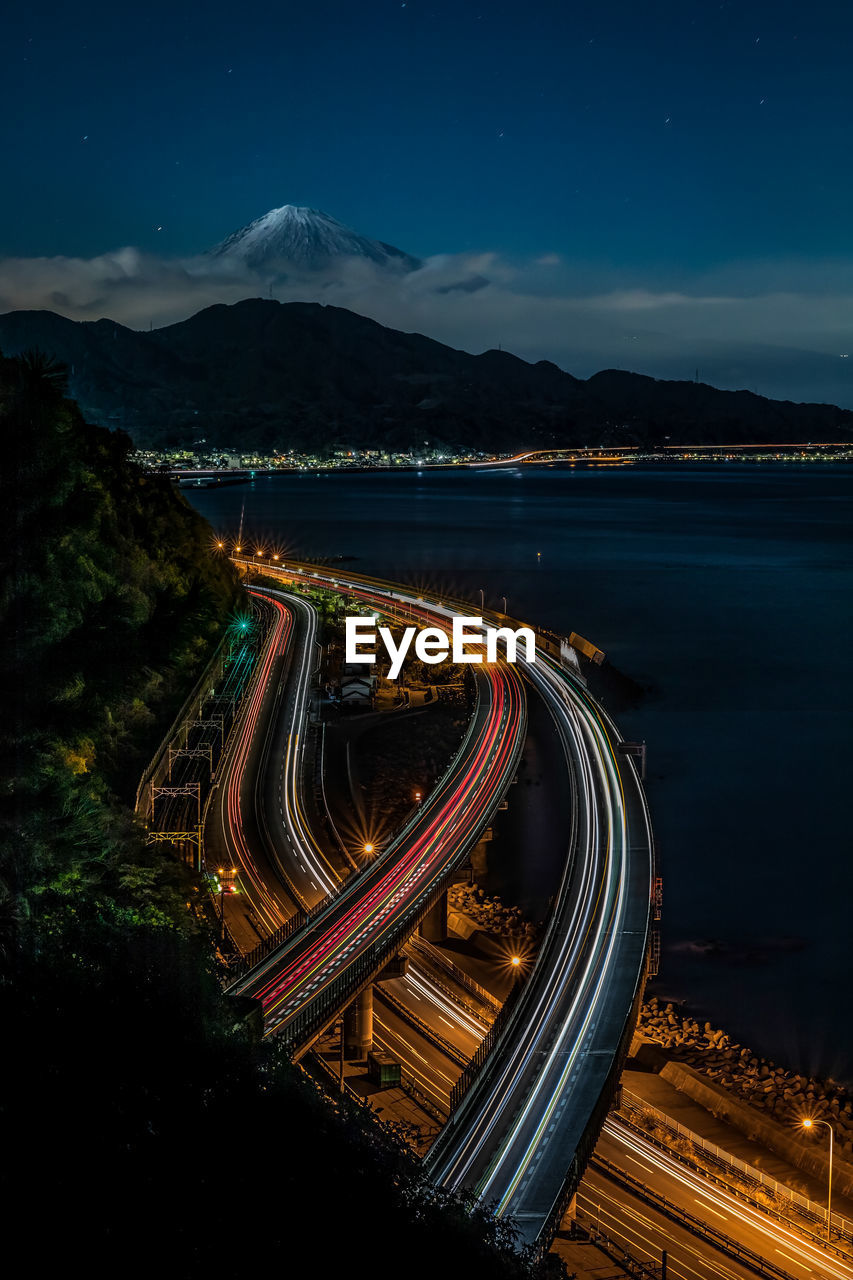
[248,587,342,906]
[204,593,297,935]
[580,1116,853,1280]
[426,644,653,1248]
[205,589,343,938]
[228,558,651,1249]
[213,557,848,1278]
[219,582,503,1080]
[229,649,525,1049]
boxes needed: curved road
[223,558,651,1255]
[229,652,526,1050]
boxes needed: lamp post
[802,1118,834,1239]
[501,595,507,615]
[478,587,485,612]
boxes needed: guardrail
[619,1090,853,1247]
[271,685,527,1058]
[535,972,651,1257]
[593,1154,798,1280]
[228,909,309,978]
[568,1210,664,1280]
[448,977,525,1113]
[398,1076,448,1127]
[375,985,468,1068]
[407,935,502,1012]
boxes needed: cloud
[2,245,852,407]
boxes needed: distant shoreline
[166,453,853,486]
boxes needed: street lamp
[478,587,485,612]
[363,843,374,856]
[501,595,507,615]
[802,1118,834,1239]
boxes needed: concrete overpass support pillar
[471,827,493,880]
[343,987,374,1060]
[419,890,448,942]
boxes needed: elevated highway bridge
[221,556,653,1253]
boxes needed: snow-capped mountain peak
[207,204,421,273]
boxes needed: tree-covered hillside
[0,348,241,938]
[0,353,534,1279]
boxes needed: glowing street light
[802,1118,834,1238]
[363,843,375,856]
[511,955,521,968]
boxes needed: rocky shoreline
[637,996,853,1158]
[447,882,536,940]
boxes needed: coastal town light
[801,1118,834,1239]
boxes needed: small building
[338,661,376,710]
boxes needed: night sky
[3,0,853,404]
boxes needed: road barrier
[408,934,502,1011]
[448,977,525,1113]
[567,1210,663,1280]
[619,1090,853,1247]
[593,1154,799,1280]
[229,909,309,978]
[375,985,468,1068]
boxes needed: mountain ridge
[0,298,850,452]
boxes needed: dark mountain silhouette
[0,299,850,452]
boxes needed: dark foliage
[0,346,241,934]
[0,356,533,1278]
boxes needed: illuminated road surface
[580,1117,853,1280]
[220,579,503,1070]
[249,588,341,905]
[426,646,653,1247]
[226,562,843,1275]
[229,595,526,1046]
[228,559,651,1251]
[205,593,297,934]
